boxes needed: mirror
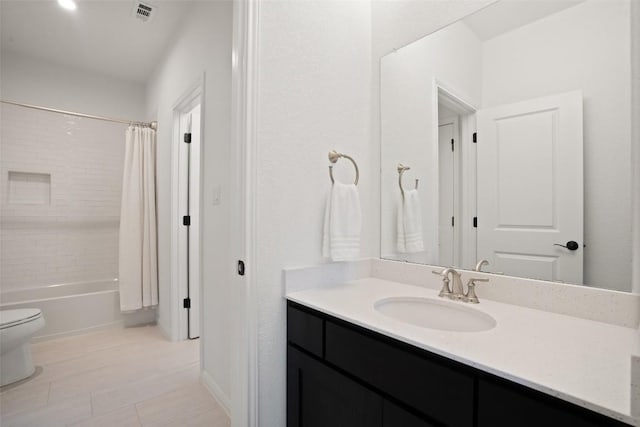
[380,0,634,292]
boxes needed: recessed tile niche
[8,171,51,205]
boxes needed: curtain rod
[0,100,157,130]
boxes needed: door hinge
[451,216,455,227]
[184,133,192,143]
[473,217,478,228]
[183,298,191,309]
[183,215,191,226]
[472,132,477,143]
[237,260,245,276]
[451,139,454,152]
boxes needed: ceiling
[0,0,192,83]
[463,0,585,41]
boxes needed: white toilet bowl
[0,308,45,386]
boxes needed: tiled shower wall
[0,103,126,291]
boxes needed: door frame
[170,77,205,343]
[230,0,259,425]
[632,0,640,294]
[433,80,478,269]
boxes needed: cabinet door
[478,378,631,427]
[383,400,438,427]
[325,320,475,426]
[287,346,382,427]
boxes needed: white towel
[397,189,424,253]
[322,182,362,261]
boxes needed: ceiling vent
[131,1,156,22]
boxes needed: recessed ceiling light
[57,0,77,11]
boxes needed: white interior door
[477,91,583,283]
[178,104,201,339]
[187,105,201,339]
[438,121,455,266]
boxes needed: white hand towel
[322,182,362,261]
[397,189,424,253]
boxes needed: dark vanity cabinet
[287,301,632,427]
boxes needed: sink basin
[374,297,496,332]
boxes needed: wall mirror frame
[379,0,638,293]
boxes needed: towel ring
[328,150,359,185]
[398,163,419,199]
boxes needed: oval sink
[374,297,496,332]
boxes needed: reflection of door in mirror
[436,88,478,270]
[477,91,584,284]
[438,116,456,267]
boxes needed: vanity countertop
[286,277,639,426]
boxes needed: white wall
[481,0,632,290]
[1,103,125,290]
[0,50,145,119]
[255,1,373,424]
[380,21,482,264]
[145,0,233,404]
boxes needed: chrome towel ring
[398,163,418,199]
[328,150,359,185]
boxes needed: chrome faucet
[474,259,489,272]
[474,259,503,275]
[432,267,464,300]
[433,267,489,303]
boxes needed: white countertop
[286,277,639,426]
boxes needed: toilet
[0,308,45,386]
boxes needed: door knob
[554,241,579,251]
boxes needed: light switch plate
[212,185,221,205]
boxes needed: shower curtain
[118,126,158,311]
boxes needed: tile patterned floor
[0,325,230,427]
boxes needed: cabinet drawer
[325,320,474,427]
[287,303,324,358]
[478,378,631,427]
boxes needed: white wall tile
[1,103,126,291]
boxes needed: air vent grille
[132,1,156,22]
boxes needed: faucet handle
[432,269,452,297]
[464,278,489,304]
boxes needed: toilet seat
[0,309,42,330]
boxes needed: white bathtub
[0,280,155,341]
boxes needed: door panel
[496,110,554,227]
[187,105,201,339]
[287,346,383,427]
[477,91,583,283]
[178,104,201,340]
[438,122,455,266]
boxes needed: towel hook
[328,150,359,185]
[397,163,419,199]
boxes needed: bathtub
[0,280,156,341]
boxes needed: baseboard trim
[201,370,231,418]
[32,320,124,342]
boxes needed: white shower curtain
[118,126,158,311]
